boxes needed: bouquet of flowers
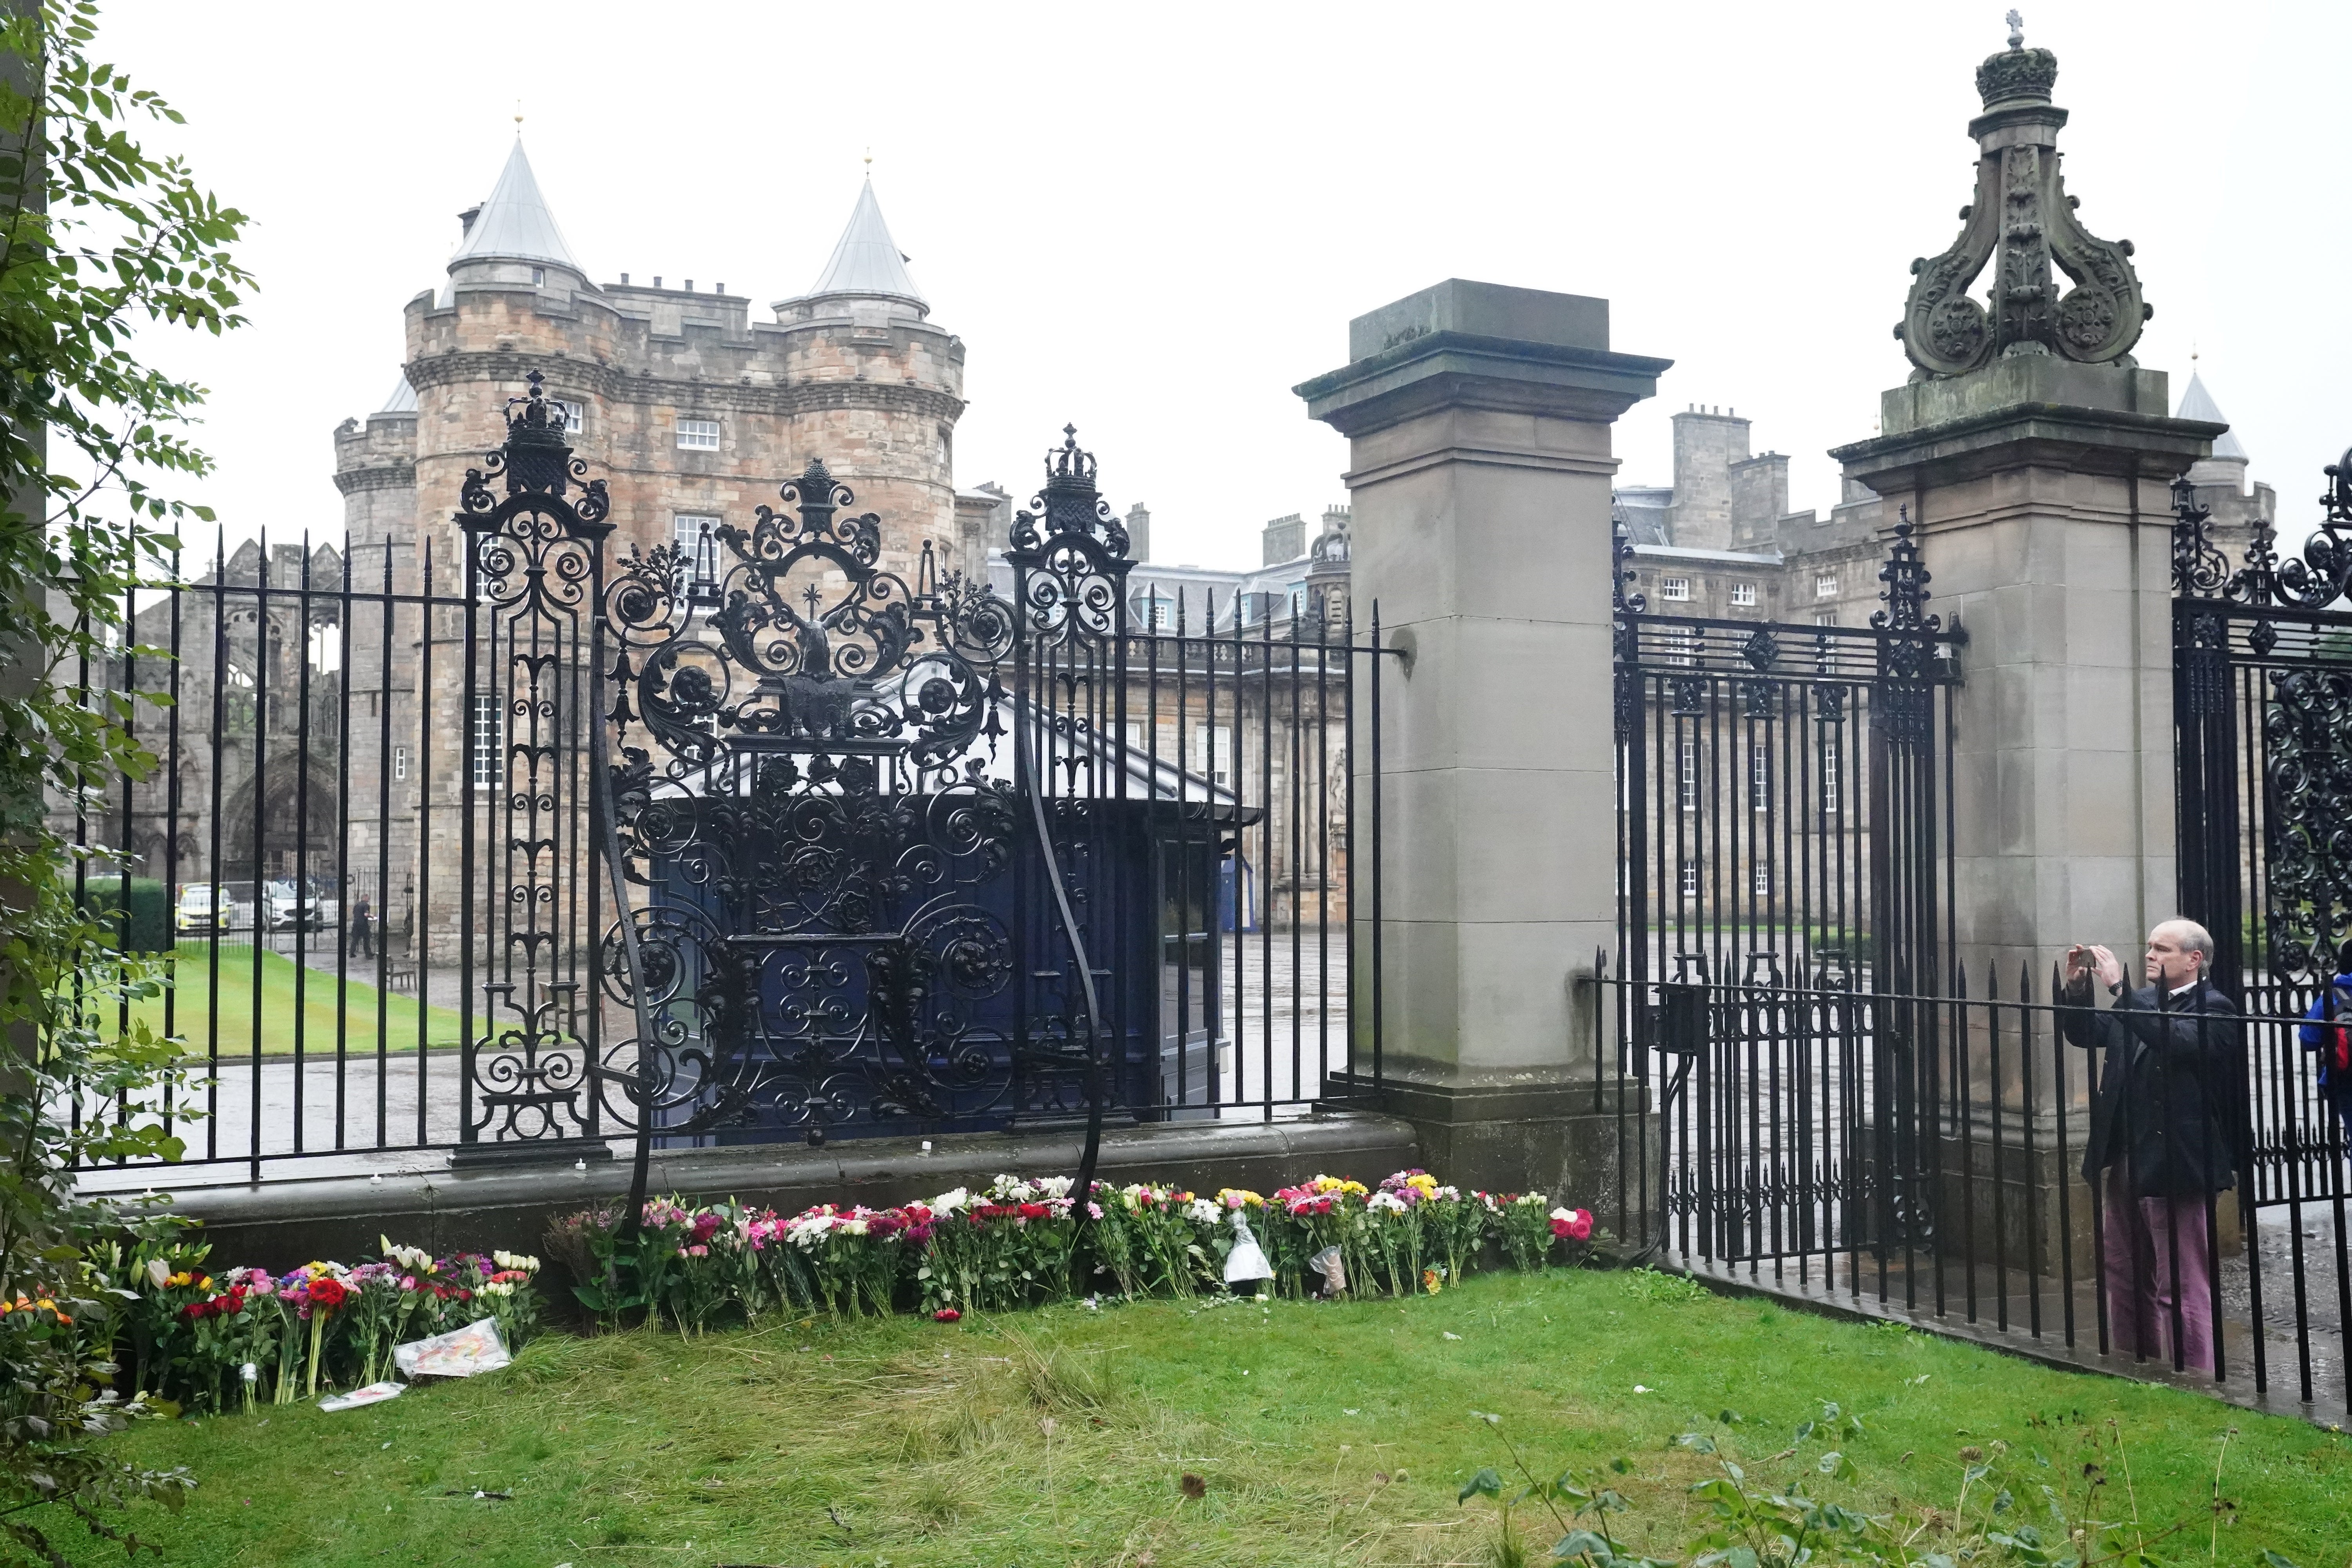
[920,1176,1077,1313]
[1408,1177,1488,1291]
[660,1207,734,1335]
[179,1274,268,1412]
[1268,1176,1369,1297]
[1117,1184,1215,1298]
[746,1208,812,1312]
[1361,1188,1420,1298]
[478,1250,545,1348]
[277,1263,353,1400]
[338,1261,407,1388]
[1548,1205,1596,1259]
[1202,1189,1267,1292]
[1080,1181,1147,1298]
[785,1203,913,1316]
[1496,1192,1557,1272]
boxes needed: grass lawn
[93,1269,2348,1568]
[95,942,463,1060]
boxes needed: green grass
[94,942,462,1059]
[92,1269,2348,1567]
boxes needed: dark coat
[2058,974,2240,1197]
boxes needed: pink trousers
[2101,1170,2217,1374]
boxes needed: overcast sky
[102,0,2345,572]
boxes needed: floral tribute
[83,1221,545,1419]
[92,1165,1596,1422]
[554,1168,1601,1331]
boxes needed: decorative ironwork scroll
[599,453,1027,1138]
[456,371,611,1144]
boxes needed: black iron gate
[1612,516,1963,1271]
[71,378,1395,1173]
[2172,462,2352,1400]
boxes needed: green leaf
[1552,1528,1614,1561]
[1817,1451,1858,1482]
[1459,1466,1504,1504]
[1792,1419,1815,1444]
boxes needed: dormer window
[676,417,720,451]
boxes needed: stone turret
[332,374,419,588]
[396,148,965,584]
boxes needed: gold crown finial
[863,146,873,171]
[514,99,524,130]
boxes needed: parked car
[176,882,258,935]
[266,879,339,934]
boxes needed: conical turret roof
[2177,371,2247,461]
[802,177,926,309]
[450,139,582,274]
[377,374,418,415]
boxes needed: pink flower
[933,1308,961,1323]
[1086,1201,1104,1220]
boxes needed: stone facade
[1619,381,2272,636]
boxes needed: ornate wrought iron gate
[2172,463,2352,1398]
[454,383,1379,1154]
[1613,518,1963,1267]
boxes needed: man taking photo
[2058,919,2239,1375]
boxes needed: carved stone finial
[1895,31,2150,379]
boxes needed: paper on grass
[393,1316,512,1379]
[319,1380,405,1412]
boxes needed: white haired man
[2059,918,2239,1374]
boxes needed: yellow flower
[164,1272,194,1289]
[1423,1269,1443,1294]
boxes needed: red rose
[307,1278,348,1312]
[1018,1202,1047,1221]
[933,1308,961,1323]
[180,1301,205,1321]
[1549,1218,1572,1239]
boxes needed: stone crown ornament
[1895,25,2151,380]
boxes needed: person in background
[351,895,374,960]
[2297,938,2352,1140]
[2059,919,2239,1375]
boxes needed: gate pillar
[1837,371,2218,1267]
[1827,29,2234,1279]
[1297,279,1668,1202]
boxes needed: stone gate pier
[1297,279,1668,1209]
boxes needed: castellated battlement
[343,142,971,590]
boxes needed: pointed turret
[2177,369,2249,492]
[446,139,586,294]
[775,176,928,321]
[376,374,418,416]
